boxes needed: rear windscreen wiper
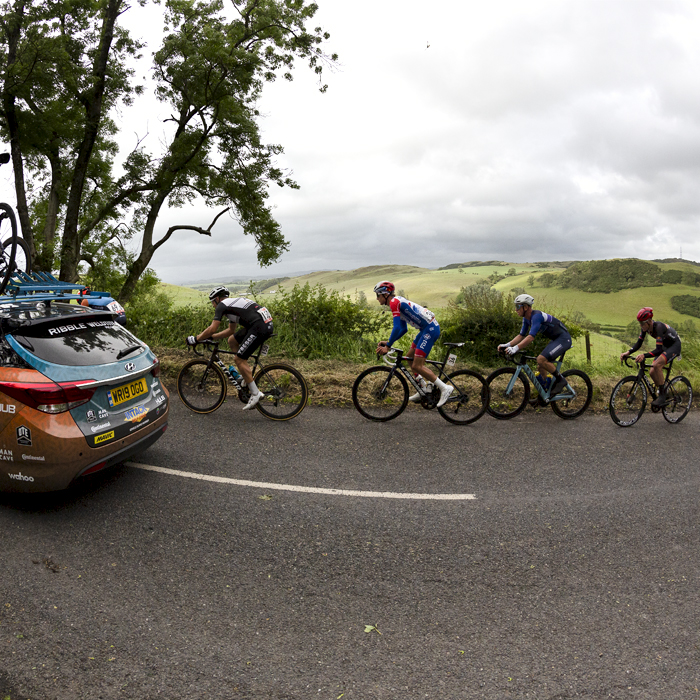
[117,344,142,360]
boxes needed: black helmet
[209,285,230,301]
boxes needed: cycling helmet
[373,280,395,296]
[514,293,534,307]
[637,307,653,323]
[209,285,230,301]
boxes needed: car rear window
[11,317,145,366]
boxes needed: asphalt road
[1,398,700,699]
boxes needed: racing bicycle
[0,153,30,293]
[351,343,489,424]
[177,337,308,420]
[486,350,592,420]
[609,356,692,427]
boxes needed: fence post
[585,331,591,363]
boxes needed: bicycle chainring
[421,387,440,410]
[238,387,251,404]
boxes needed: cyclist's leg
[539,334,572,392]
[409,324,439,383]
[411,324,452,407]
[236,321,273,393]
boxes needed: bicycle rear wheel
[609,376,646,426]
[486,367,529,419]
[254,364,308,420]
[437,369,488,425]
[177,360,227,413]
[550,369,593,419]
[352,366,408,421]
[662,375,692,424]
[0,203,18,295]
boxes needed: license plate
[108,376,148,407]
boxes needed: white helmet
[514,293,534,307]
[209,285,230,301]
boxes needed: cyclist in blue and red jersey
[497,293,572,395]
[373,281,453,408]
[620,307,681,407]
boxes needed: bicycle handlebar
[497,349,537,364]
[187,338,219,357]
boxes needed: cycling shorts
[540,332,572,362]
[411,322,440,358]
[234,321,273,360]
[658,339,681,363]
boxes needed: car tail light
[0,380,96,413]
[151,358,160,377]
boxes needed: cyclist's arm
[196,319,221,342]
[386,316,408,347]
[211,324,236,341]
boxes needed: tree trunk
[58,0,122,282]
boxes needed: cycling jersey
[520,310,568,340]
[629,321,681,359]
[387,296,437,346]
[214,297,273,328]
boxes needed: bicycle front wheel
[438,369,489,425]
[177,360,227,414]
[0,203,18,295]
[352,366,408,421]
[550,369,593,419]
[486,367,529,419]
[662,375,692,424]
[254,364,308,420]
[609,376,646,426]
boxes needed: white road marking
[126,462,476,501]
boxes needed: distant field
[161,283,207,308]
[263,263,567,310]
[164,260,700,328]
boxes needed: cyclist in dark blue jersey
[497,293,572,395]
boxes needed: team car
[0,272,168,492]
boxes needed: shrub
[670,294,700,318]
[558,259,662,293]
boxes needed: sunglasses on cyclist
[515,303,525,310]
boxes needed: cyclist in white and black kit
[187,286,273,410]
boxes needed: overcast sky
[124,0,700,283]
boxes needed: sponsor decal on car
[94,430,115,445]
[47,320,115,336]
[124,405,149,423]
[22,454,45,462]
[86,410,97,422]
[0,404,16,414]
[8,472,34,482]
[98,409,109,419]
[155,394,166,405]
[90,422,111,433]
[0,449,13,461]
[16,426,31,446]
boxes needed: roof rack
[1,271,112,305]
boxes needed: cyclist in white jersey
[186,286,273,410]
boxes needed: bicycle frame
[624,357,675,400]
[382,347,461,402]
[502,352,573,403]
[194,339,271,383]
